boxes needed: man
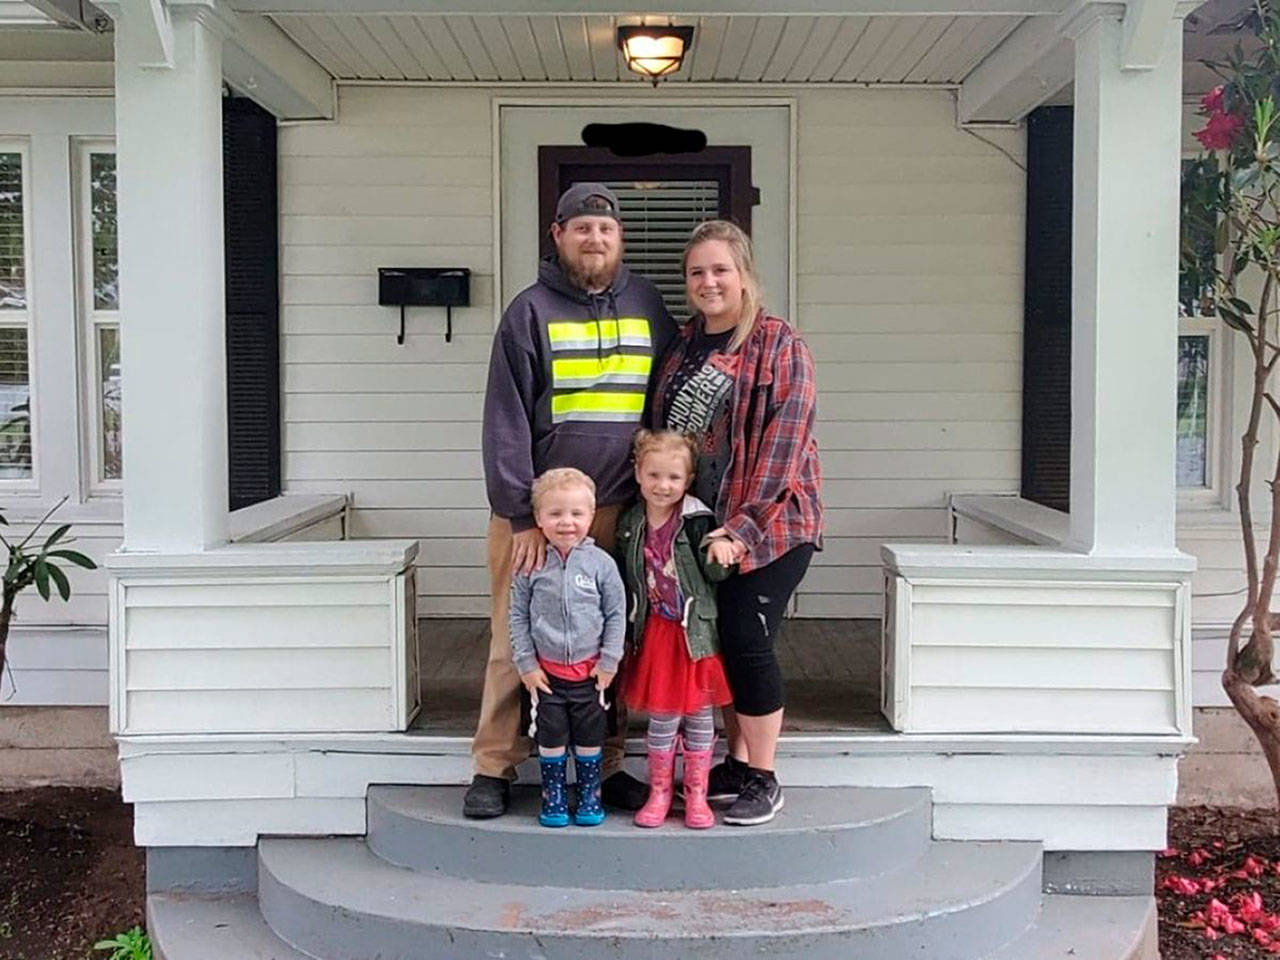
[465,182,676,818]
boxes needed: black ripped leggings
[716,544,816,717]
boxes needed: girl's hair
[682,219,763,353]
[530,467,596,514]
[632,429,698,473]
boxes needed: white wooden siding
[112,560,417,736]
[278,85,1025,618]
[884,566,1187,735]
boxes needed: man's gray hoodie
[508,537,626,677]
[482,256,675,531]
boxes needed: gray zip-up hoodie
[509,536,626,677]
[482,256,675,531]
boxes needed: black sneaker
[462,774,510,819]
[723,769,784,826]
[707,754,749,804]
[600,770,649,811]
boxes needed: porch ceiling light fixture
[617,24,694,86]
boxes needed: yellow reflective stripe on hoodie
[551,392,646,418]
[546,318,653,349]
[552,353,652,388]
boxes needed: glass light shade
[617,26,693,83]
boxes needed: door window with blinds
[538,147,753,320]
[0,143,33,483]
[76,141,121,489]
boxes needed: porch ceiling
[266,13,1030,84]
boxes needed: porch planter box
[880,544,1194,737]
[107,541,420,736]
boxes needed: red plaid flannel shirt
[653,313,823,573]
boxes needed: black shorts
[529,675,607,750]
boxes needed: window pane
[1177,334,1210,487]
[601,179,720,319]
[0,327,31,478]
[90,153,118,311]
[0,153,25,311]
[99,325,121,480]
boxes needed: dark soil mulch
[1160,806,1280,959]
[0,788,143,960]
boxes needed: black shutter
[223,96,281,511]
[1021,106,1073,513]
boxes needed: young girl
[616,430,737,829]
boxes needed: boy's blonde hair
[530,467,596,514]
[632,429,698,473]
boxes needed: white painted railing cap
[881,542,1197,580]
[106,538,418,577]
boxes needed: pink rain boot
[682,741,716,830]
[634,744,677,828]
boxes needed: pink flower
[1205,925,1221,940]
[1203,85,1226,113]
[1160,846,1182,858]
[1195,110,1245,151]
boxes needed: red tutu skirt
[623,615,733,716]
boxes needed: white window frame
[73,138,120,497]
[0,138,39,494]
[1177,314,1229,509]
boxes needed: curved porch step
[983,894,1158,960]
[367,784,932,888]
[148,893,307,960]
[258,836,1043,960]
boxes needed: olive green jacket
[615,496,733,662]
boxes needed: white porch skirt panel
[118,732,1183,851]
[107,538,419,736]
[881,543,1193,736]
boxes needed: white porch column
[115,2,229,551]
[1067,11,1183,554]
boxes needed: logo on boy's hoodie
[574,574,596,591]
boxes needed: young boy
[510,467,626,827]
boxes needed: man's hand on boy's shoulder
[511,527,546,576]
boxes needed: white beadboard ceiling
[268,13,1028,83]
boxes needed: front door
[498,103,791,319]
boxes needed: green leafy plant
[93,926,152,960]
[0,495,97,690]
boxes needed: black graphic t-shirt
[661,325,735,509]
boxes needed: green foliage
[92,926,152,960]
[0,497,96,608]
[1183,1,1280,323]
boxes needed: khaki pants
[471,505,626,781]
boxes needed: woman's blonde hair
[530,467,596,514]
[632,429,698,474]
[682,219,763,353]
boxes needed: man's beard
[560,247,622,292]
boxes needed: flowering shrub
[1180,0,1280,813]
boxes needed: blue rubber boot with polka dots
[538,754,570,828]
[573,751,606,826]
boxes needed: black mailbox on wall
[378,267,471,344]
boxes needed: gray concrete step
[983,894,1158,960]
[148,893,307,960]
[367,784,932,888]
[257,835,1043,960]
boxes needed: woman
[649,220,823,826]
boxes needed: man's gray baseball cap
[554,182,621,224]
